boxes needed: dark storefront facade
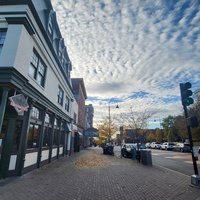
[0,0,74,178]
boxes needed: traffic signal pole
[183,105,198,175]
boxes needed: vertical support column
[49,114,55,163]
[0,87,10,132]
[183,105,198,175]
[37,108,46,168]
[0,119,16,178]
[108,102,111,143]
[66,131,71,156]
[0,87,10,178]
[57,118,62,159]
[17,99,33,176]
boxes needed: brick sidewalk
[0,147,199,200]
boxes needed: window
[58,38,64,59]
[43,127,51,147]
[45,113,50,123]
[73,113,77,124]
[27,123,40,148]
[29,50,46,87]
[54,118,58,126]
[47,12,54,40]
[64,61,70,78]
[0,30,6,56]
[0,120,8,159]
[65,96,70,111]
[53,130,59,146]
[48,18,53,38]
[57,86,64,105]
[31,106,40,119]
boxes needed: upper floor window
[57,86,64,106]
[0,30,6,56]
[58,38,64,59]
[73,113,77,124]
[65,96,70,112]
[48,16,53,39]
[29,49,46,87]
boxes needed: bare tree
[118,106,157,143]
[119,106,157,129]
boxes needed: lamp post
[108,101,119,143]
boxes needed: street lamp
[108,101,119,143]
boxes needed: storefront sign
[9,94,29,113]
[85,128,99,137]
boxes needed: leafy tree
[146,133,155,142]
[173,115,187,141]
[97,116,118,141]
[167,130,176,142]
[95,138,104,146]
[161,115,175,133]
[161,115,185,142]
[156,128,162,142]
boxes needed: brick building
[71,78,87,150]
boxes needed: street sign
[85,128,98,137]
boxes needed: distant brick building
[71,78,87,149]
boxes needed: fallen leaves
[74,150,111,169]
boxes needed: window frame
[29,49,46,87]
[65,96,70,112]
[0,29,7,56]
[57,86,64,106]
[47,10,55,41]
[27,123,40,149]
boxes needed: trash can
[103,145,114,155]
[103,147,108,154]
[140,149,152,166]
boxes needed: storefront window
[27,123,40,148]
[43,127,51,147]
[53,130,59,146]
[0,120,8,160]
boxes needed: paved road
[151,149,200,176]
[0,147,200,200]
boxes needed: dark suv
[121,143,136,157]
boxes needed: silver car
[160,142,175,150]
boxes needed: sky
[51,0,200,129]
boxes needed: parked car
[121,143,146,158]
[138,143,146,149]
[121,143,136,157]
[145,143,151,148]
[150,142,162,149]
[173,143,191,152]
[160,142,175,150]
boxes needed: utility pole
[180,82,200,188]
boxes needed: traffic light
[180,82,194,106]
